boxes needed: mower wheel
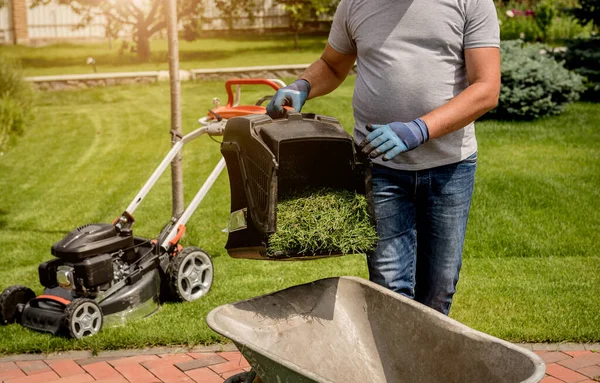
[0,285,35,325]
[170,246,214,302]
[63,298,103,339]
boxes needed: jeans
[367,153,477,315]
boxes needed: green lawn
[0,36,327,77]
[0,79,598,355]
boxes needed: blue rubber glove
[266,79,311,119]
[359,119,429,160]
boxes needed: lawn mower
[0,78,286,339]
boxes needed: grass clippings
[267,188,378,257]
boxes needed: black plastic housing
[73,253,114,287]
[220,112,369,260]
[51,223,134,262]
[38,258,63,288]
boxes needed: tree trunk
[294,30,300,50]
[165,0,184,217]
[137,29,151,62]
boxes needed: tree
[275,0,339,49]
[566,0,600,30]
[214,0,256,32]
[30,0,204,62]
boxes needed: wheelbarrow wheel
[0,285,35,325]
[169,247,214,302]
[224,371,260,383]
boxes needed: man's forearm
[299,58,347,99]
[299,45,357,99]
[422,47,500,139]
[421,81,499,139]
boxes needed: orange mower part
[205,78,284,121]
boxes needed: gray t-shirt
[328,0,500,170]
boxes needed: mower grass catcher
[221,112,373,260]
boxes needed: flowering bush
[496,0,593,43]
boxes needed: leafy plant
[534,0,556,41]
[0,57,34,152]
[268,188,377,257]
[565,0,600,30]
[491,40,584,120]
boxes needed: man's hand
[359,119,429,160]
[266,79,311,119]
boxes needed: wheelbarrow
[207,276,545,383]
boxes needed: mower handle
[225,78,283,108]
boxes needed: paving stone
[0,362,19,372]
[142,354,193,369]
[108,355,160,367]
[46,359,86,377]
[530,343,562,352]
[0,368,26,381]
[113,363,160,383]
[559,343,593,352]
[541,376,565,383]
[175,355,227,372]
[189,344,237,353]
[94,378,129,383]
[577,364,600,379]
[75,356,121,366]
[44,352,92,361]
[209,360,247,374]
[220,368,247,380]
[157,349,192,357]
[46,373,95,382]
[215,353,249,369]
[4,370,60,383]
[565,351,595,358]
[184,367,224,383]
[560,353,600,370]
[539,352,573,364]
[585,344,600,351]
[15,360,52,375]
[96,350,144,359]
[82,361,125,380]
[148,364,194,382]
[0,355,46,362]
[216,352,243,362]
[546,363,590,383]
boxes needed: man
[266,0,500,315]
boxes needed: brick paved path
[1,343,599,383]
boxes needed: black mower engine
[43,223,139,295]
[0,221,214,339]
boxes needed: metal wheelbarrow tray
[207,277,545,383]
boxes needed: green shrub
[491,40,585,120]
[267,188,377,257]
[556,36,600,101]
[0,57,34,152]
[496,0,594,44]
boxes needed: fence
[0,2,14,43]
[1,0,292,44]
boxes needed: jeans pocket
[463,152,478,164]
